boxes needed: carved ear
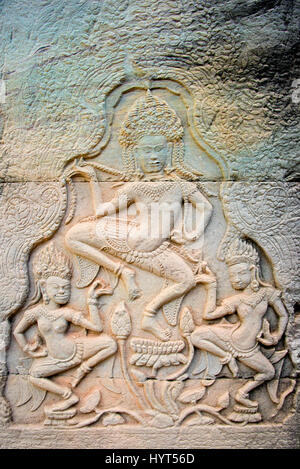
[165,142,174,171]
[250,265,259,291]
[133,145,139,159]
[133,147,141,169]
[39,280,47,297]
[167,142,173,158]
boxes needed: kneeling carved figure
[14,242,117,412]
[191,239,288,410]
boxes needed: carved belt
[104,238,170,264]
[226,340,259,359]
[30,343,84,377]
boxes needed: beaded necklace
[39,305,63,322]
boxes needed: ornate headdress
[33,242,72,280]
[225,239,259,267]
[118,90,205,185]
[119,91,184,148]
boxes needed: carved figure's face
[43,276,71,305]
[134,135,171,174]
[228,263,252,290]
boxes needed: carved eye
[142,147,152,154]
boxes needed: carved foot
[122,268,142,301]
[235,390,258,408]
[44,406,77,427]
[229,404,261,423]
[50,393,79,412]
[141,315,171,342]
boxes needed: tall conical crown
[119,91,184,147]
[226,239,259,267]
[33,242,72,280]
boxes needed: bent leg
[29,376,71,398]
[191,325,238,376]
[29,358,79,409]
[235,350,275,406]
[141,251,197,340]
[81,334,117,362]
[71,335,117,388]
[65,221,123,274]
[239,350,275,390]
[65,221,140,300]
[191,326,231,358]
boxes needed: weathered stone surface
[0,0,299,450]
[0,0,299,182]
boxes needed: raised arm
[65,160,135,217]
[195,264,236,321]
[64,279,113,333]
[171,186,213,245]
[96,185,134,218]
[201,277,239,320]
[64,310,102,332]
[188,190,213,238]
[269,292,289,343]
[65,160,102,213]
[204,300,237,321]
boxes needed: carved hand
[196,263,217,284]
[183,230,199,242]
[257,319,277,346]
[23,344,48,358]
[88,279,113,302]
[66,158,97,181]
[171,229,200,244]
[170,229,187,244]
[28,350,48,358]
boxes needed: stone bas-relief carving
[191,240,290,423]
[13,243,117,425]
[2,90,297,436]
[65,92,213,342]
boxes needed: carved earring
[44,295,50,305]
[164,145,174,174]
[40,282,50,304]
[133,151,143,178]
[250,266,259,292]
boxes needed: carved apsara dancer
[65,92,212,341]
[191,239,288,408]
[14,243,117,411]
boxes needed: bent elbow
[205,201,213,221]
[202,311,213,320]
[13,328,20,339]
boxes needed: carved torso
[228,287,279,349]
[117,180,197,252]
[33,306,76,360]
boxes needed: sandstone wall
[0,0,299,449]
